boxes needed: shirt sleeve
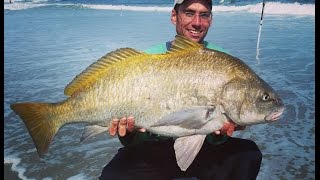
[143,43,168,54]
[204,41,231,54]
[118,131,149,146]
[205,134,229,145]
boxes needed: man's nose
[191,15,201,26]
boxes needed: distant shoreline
[4,163,22,180]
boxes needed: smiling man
[100,0,262,179]
[173,0,212,43]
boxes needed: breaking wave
[4,1,315,16]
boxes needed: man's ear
[171,9,177,25]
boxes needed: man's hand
[109,116,245,137]
[108,116,146,137]
[214,121,246,136]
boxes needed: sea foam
[4,156,33,180]
[67,173,90,180]
[4,2,48,10]
[213,2,315,16]
[4,1,315,16]
[81,2,315,16]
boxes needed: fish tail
[10,102,63,156]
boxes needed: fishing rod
[256,0,266,60]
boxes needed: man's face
[171,0,212,43]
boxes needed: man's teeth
[190,30,200,34]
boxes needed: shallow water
[4,1,315,179]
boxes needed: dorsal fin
[64,48,143,96]
[167,35,204,54]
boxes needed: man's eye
[184,12,194,17]
[200,13,211,18]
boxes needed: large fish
[10,35,285,171]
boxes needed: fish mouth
[265,108,285,121]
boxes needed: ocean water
[4,0,315,179]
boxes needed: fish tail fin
[10,102,63,156]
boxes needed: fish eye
[262,93,270,101]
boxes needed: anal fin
[174,134,206,171]
[80,125,108,142]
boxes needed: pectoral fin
[151,105,216,129]
[174,134,207,171]
[80,125,108,142]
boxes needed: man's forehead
[179,1,212,12]
[174,0,212,7]
[175,0,212,11]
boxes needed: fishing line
[256,0,266,62]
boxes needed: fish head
[239,81,285,126]
[219,78,285,126]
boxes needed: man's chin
[189,36,200,42]
[190,36,204,43]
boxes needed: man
[100,0,262,179]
